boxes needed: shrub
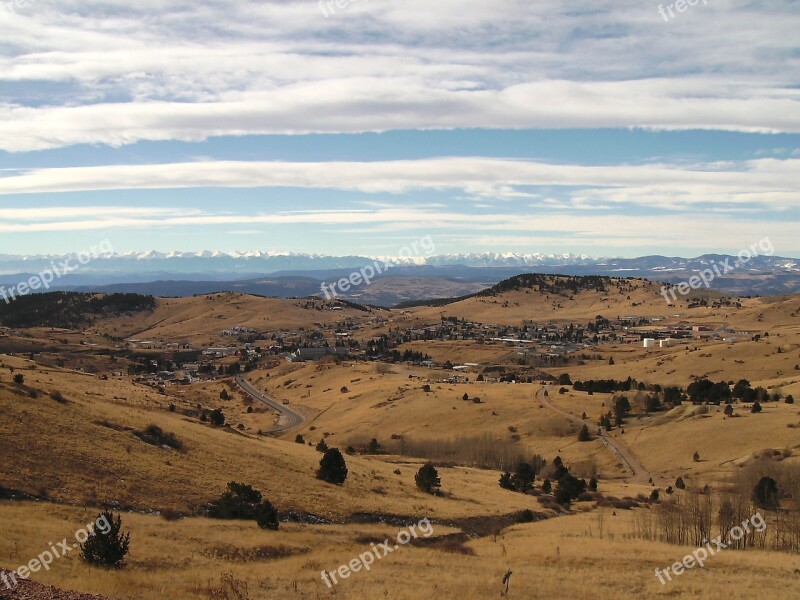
[786,395,795,405]
[751,401,763,413]
[415,463,441,495]
[675,477,686,490]
[511,461,534,493]
[295,434,305,444]
[254,500,279,531]
[135,424,183,450]
[49,390,67,404]
[316,439,329,453]
[554,473,587,507]
[208,482,263,520]
[317,448,348,485]
[12,373,23,384]
[209,408,226,426]
[207,482,280,531]
[753,476,780,510]
[517,509,535,523]
[79,512,130,569]
[422,384,432,393]
[220,389,230,400]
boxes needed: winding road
[235,374,305,434]
[537,385,651,484]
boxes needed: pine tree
[80,512,130,569]
[317,448,348,485]
[255,500,280,530]
[415,463,441,494]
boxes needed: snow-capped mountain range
[0,250,798,304]
[0,250,796,276]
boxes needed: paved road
[537,385,651,484]
[235,374,305,434]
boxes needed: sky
[0,0,798,258]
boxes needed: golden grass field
[1,284,799,598]
[1,500,797,599]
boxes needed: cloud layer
[1,0,799,150]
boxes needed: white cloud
[0,157,797,211]
[0,1,798,150]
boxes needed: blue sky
[0,0,798,258]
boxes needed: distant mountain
[0,250,797,306]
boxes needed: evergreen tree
[753,476,780,510]
[317,448,348,485]
[80,512,130,569]
[499,471,514,490]
[415,463,441,494]
[255,500,280,530]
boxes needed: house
[289,347,350,361]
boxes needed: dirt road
[536,386,651,484]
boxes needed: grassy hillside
[0,356,540,521]
[1,279,799,600]
[87,292,379,345]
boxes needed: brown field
[0,501,797,599]
[1,282,799,599]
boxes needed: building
[643,338,656,348]
[289,347,350,361]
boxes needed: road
[235,374,305,434]
[536,385,651,484]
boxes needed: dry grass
[3,286,800,598]
[0,502,797,599]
